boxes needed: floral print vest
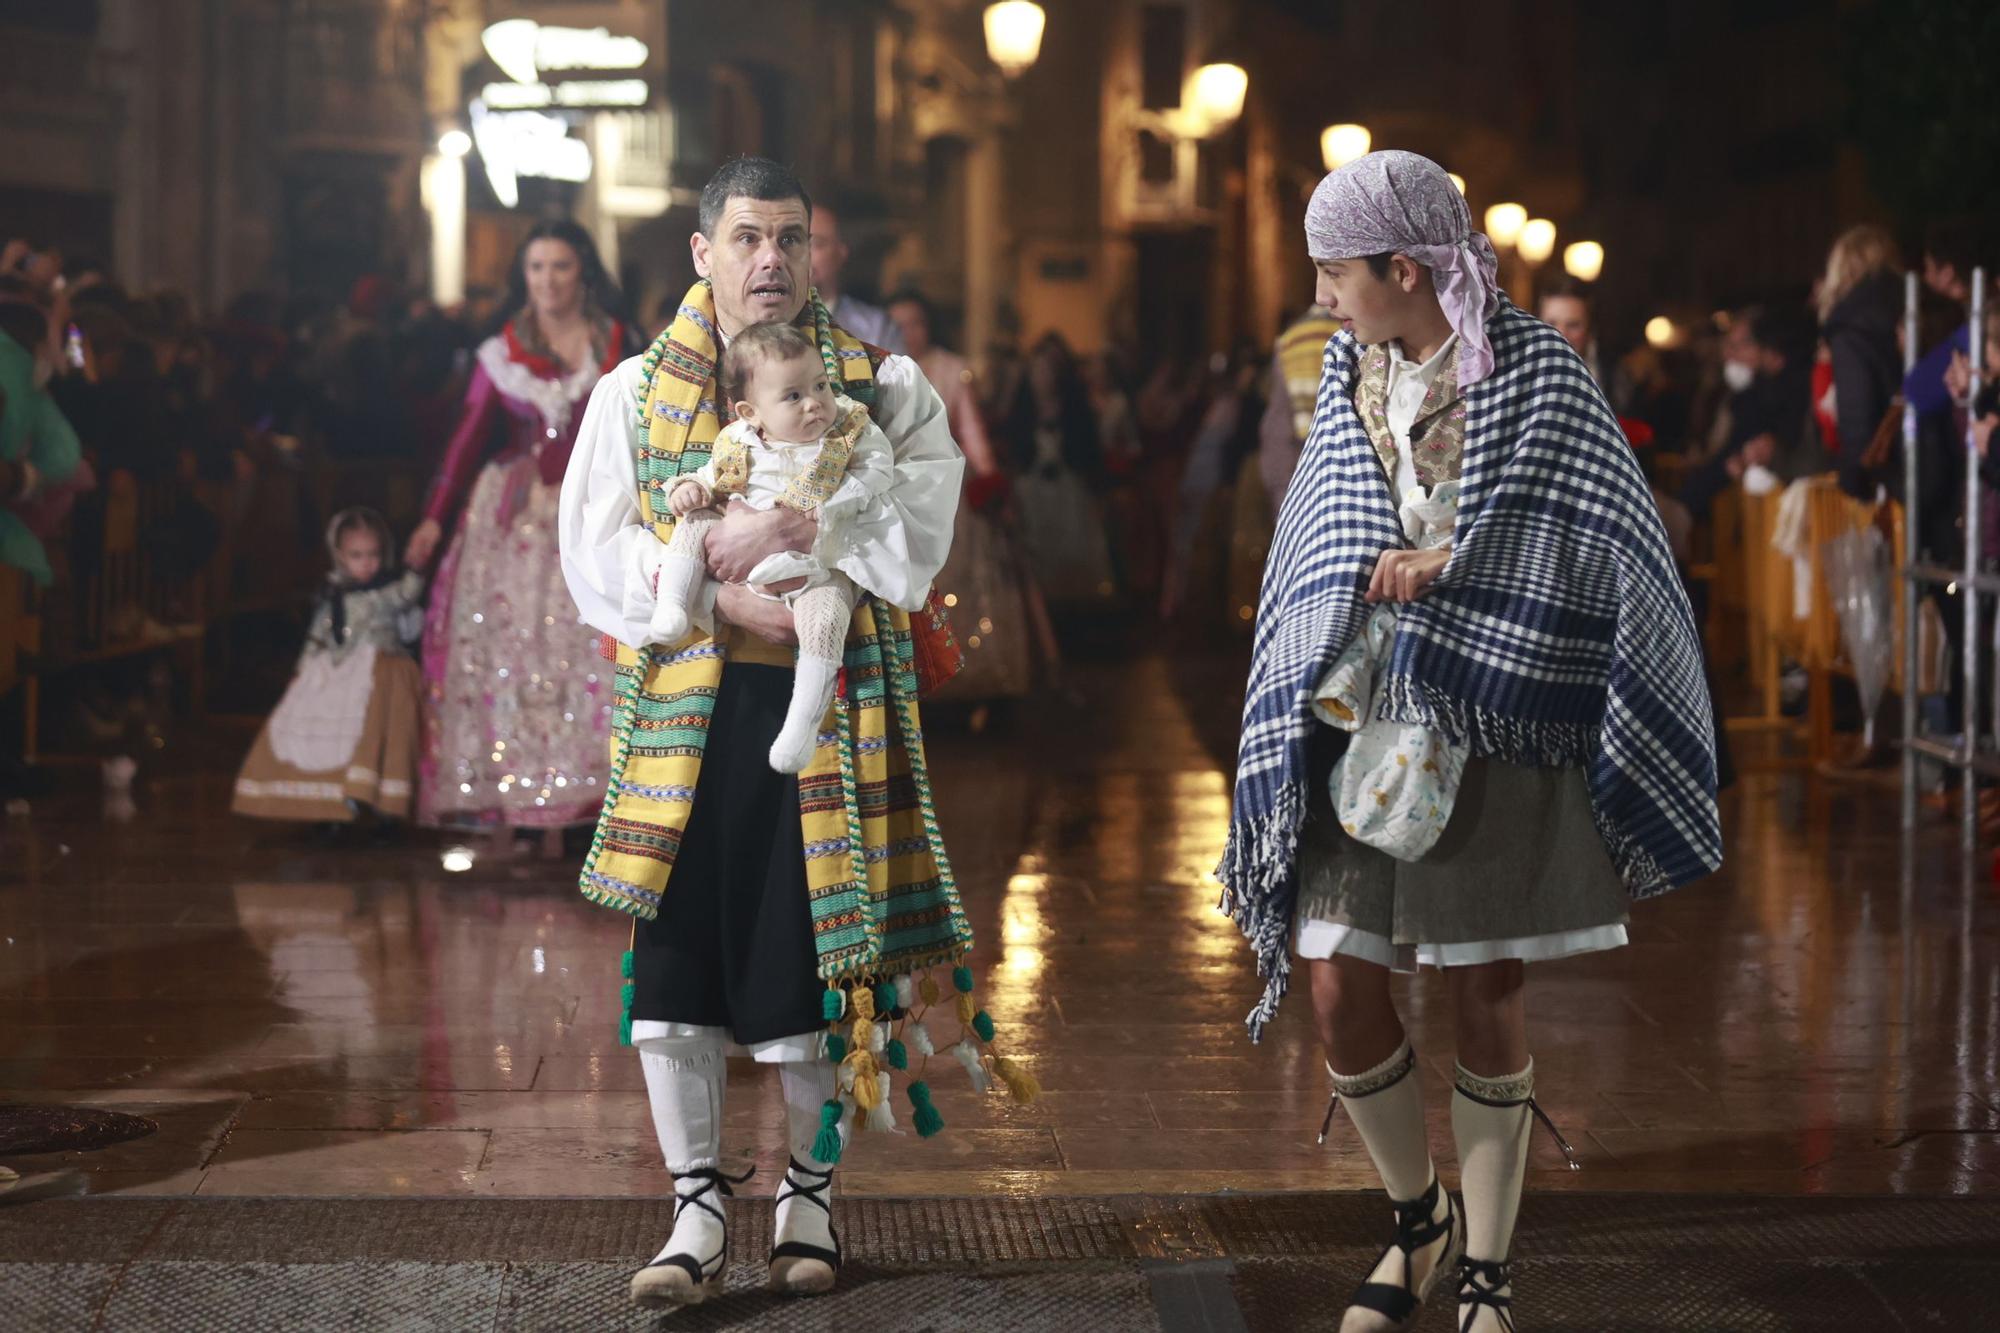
[1352,340,1467,491]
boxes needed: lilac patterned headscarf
[1305,150,1503,384]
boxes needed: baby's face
[336,529,383,584]
[737,351,836,443]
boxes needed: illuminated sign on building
[478,20,651,112]
[469,103,592,208]
[480,79,649,110]
[465,20,654,207]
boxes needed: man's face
[809,208,849,298]
[1722,322,1755,364]
[735,350,836,444]
[1539,295,1591,356]
[1314,256,1418,347]
[1922,255,1963,301]
[690,197,811,334]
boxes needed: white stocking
[650,513,719,646]
[636,1028,729,1271]
[1452,1059,1534,1331]
[768,583,854,773]
[775,1060,843,1258]
[1333,1040,1455,1333]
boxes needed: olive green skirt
[1292,748,1630,971]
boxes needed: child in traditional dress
[648,322,895,773]
[232,508,426,825]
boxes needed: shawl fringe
[1215,782,1304,1043]
[1376,674,1596,771]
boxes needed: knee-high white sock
[650,516,715,645]
[1451,1058,1533,1264]
[770,585,851,773]
[776,1060,842,1256]
[638,1029,729,1266]
[770,655,839,773]
[1333,1040,1453,1332]
[1332,1039,1434,1202]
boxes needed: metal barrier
[1901,266,1989,847]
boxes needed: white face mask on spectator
[1723,361,1755,392]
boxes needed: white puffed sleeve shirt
[559,350,964,649]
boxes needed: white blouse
[1383,332,1458,501]
[559,351,964,649]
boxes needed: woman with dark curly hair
[405,220,639,856]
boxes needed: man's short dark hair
[1363,253,1393,279]
[1539,274,1595,310]
[699,156,812,237]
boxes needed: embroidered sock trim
[637,1043,725,1074]
[1452,1058,1534,1107]
[1329,1038,1417,1100]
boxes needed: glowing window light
[1517,218,1557,265]
[1320,123,1371,172]
[1484,203,1526,249]
[1563,241,1604,282]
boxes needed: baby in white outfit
[649,322,896,772]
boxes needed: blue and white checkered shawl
[1220,302,1721,1040]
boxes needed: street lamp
[1319,123,1371,172]
[1517,217,1557,265]
[983,1,1046,78]
[1447,172,1466,195]
[1189,61,1248,133]
[1644,316,1677,348]
[1484,203,1526,249]
[1563,241,1604,282]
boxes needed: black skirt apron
[628,664,826,1044]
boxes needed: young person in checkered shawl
[1221,152,1720,1333]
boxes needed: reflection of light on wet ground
[1000,873,1051,983]
[9,648,2000,1200]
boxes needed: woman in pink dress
[404,221,638,856]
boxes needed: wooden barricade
[1716,472,1933,766]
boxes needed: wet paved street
[4,644,2000,1327]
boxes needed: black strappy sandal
[629,1165,752,1308]
[1343,1175,1464,1330]
[767,1156,842,1295]
[1457,1257,1516,1332]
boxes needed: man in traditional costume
[560,157,1024,1308]
[1219,152,1721,1331]
[1258,304,1342,514]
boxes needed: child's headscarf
[1304,150,1503,384]
[322,506,399,643]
